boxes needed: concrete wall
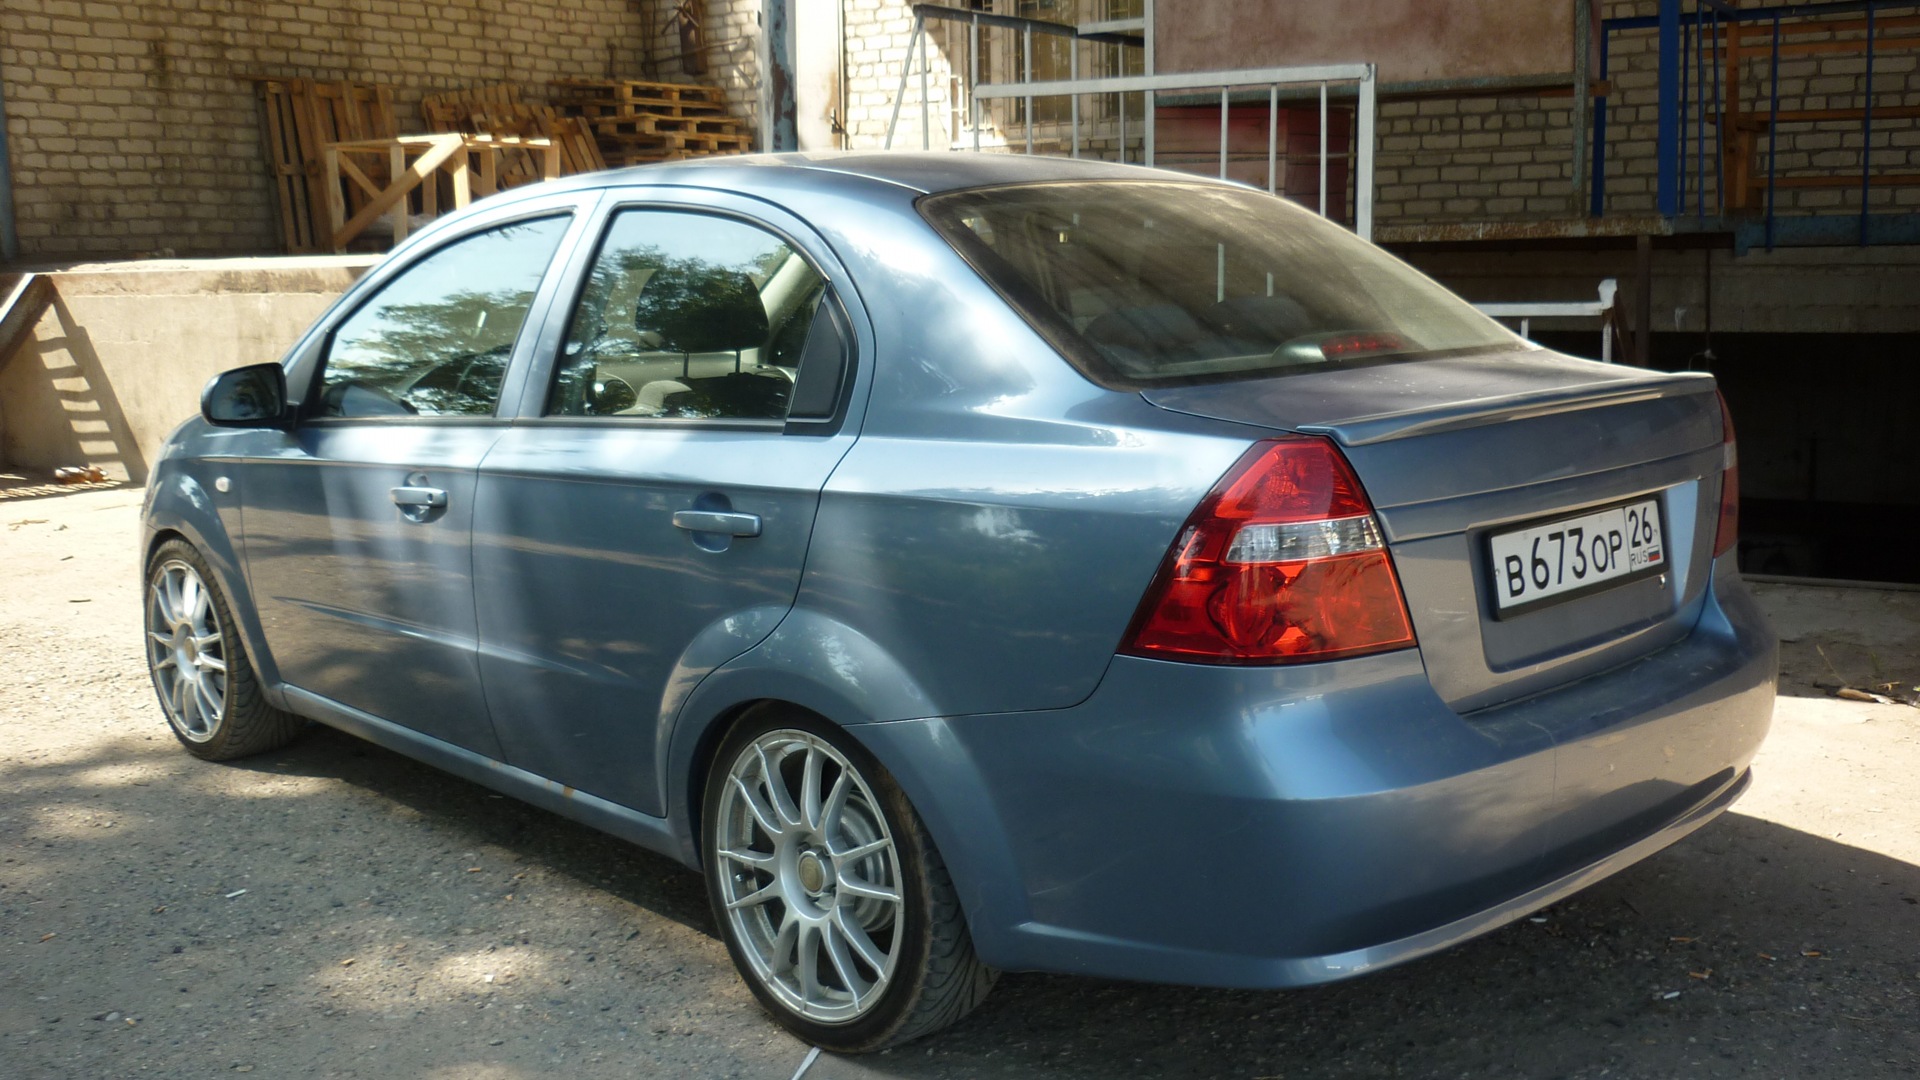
[1156,0,1576,84]
[0,257,373,481]
[1403,243,1920,336]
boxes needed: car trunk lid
[1141,349,1726,713]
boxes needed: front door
[242,213,575,755]
[473,202,860,814]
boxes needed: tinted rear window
[919,181,1527,389]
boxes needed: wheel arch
[143,470,287,708]
[661,608,942,865]
[661,614,1026,961]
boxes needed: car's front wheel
[144,539,304,761]
[703,711,995,1052]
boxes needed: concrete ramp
[0,256,376,483]
[0,273,52,373]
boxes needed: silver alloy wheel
[713,729,905,1025]
[146,559,229,744]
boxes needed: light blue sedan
[142,152,1775,1052]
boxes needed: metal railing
[1596,0,1920,248]
[1474,279,1620,363]
[884,3,1144,155]
[881,5,1377,239]
[970,65,1378,238]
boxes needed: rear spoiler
[1299,373,1719,448]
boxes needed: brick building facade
[5,2,1920,256]
[0,0,770,260]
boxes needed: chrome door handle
[672,509,762,537]
[390,486,448,509]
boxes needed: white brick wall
[651,0,764,141]
[1,0,650,259]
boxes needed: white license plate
[1489,498,1665,612]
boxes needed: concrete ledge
[0,256,376,483]
[45,255,381,298]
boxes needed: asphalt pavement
[3,486,1916,1079]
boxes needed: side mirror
[201,363,290,428]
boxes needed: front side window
[548,210,829,421]
[316,216,571,418]
[920,181,1526,389]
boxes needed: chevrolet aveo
[142,153,1776,1051]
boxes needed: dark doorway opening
[1533,329,1920,585]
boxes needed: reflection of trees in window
[565,239,795,358]
[321,217,568,418]
[549,213,828,420]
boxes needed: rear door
[472,193,863,815]
[241,207,581,755]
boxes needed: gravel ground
[2,485,1916,1080]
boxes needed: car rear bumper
[857,560,1777,988]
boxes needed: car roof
[654,151,1181,194]
[503,151,1220,206]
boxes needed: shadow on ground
[6,720,1915,1079]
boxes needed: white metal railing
[884,4,1143,159]
[1475,279,1619,362]
[971,65,1379,240]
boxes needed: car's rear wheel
[702,711,994,1052]
[145,540,304,761]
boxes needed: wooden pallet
[597,130,753,152]
[470,107,607,176]
[419,86,608,182]
[324,134,562,251]
[605,149,692,166]
[421,83,523,132]
[561,98,729,120]
[549,78,753,167]
[586,114,744,137]
[251,77,398,253]
[550,78,727,106]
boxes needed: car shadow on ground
[7,723,1915,1079]
[240,723,720,939]
[241,724,1920,1080]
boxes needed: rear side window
[546,209,835,421]
[920,181,1525,389]
[317,216,571,418]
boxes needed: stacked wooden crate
[252,77,399,254]
[549,79,753,166]
[420,83,607,180]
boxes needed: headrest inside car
[635,266,771,354]
[1083,304,1206,353]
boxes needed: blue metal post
[1711,11,1725,213]
[1657,0,1682,217]
[1680,15,1692,214]
[1696,16,1708,218]
[1592,30,1611,218]
[1861,5,1875,245]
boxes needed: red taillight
[1714,392,1739,559]
[1122,438,1416,664]
[1319,332,1410,359]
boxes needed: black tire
[701,708,996,1052]
[144,539,305,761]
